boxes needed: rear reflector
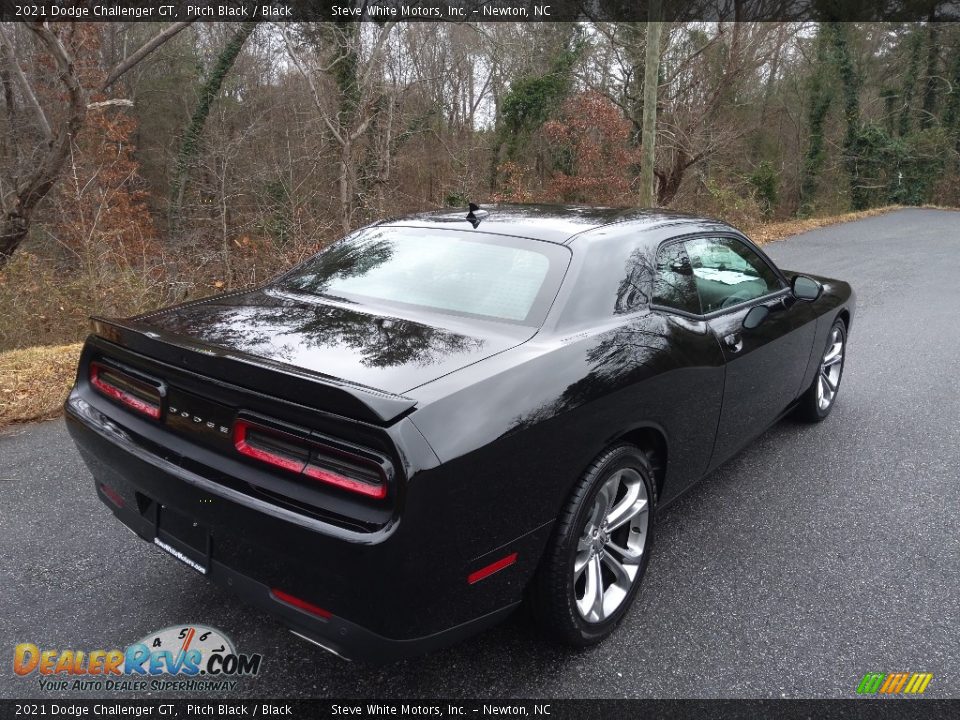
[467,552,518,585]
[99,483,125,508]
[89,361,162,419]
[233,419,388,500]
[271,588,332,619]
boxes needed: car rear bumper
[64,393,524,663]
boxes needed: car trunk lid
[94,290,532,423]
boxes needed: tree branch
[102,21,196,91]
[18,22,85,209]
[0,25,52,142]
[0,22,86,263]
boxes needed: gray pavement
[1,208,958,699]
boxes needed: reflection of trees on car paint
[145,297,485,370]
[278,233,396,298]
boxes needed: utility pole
[639,0,663,207]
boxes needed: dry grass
[0,344,82,429]
[743,206,905,245]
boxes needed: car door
[681,235,817,468]
[645,239,727,495]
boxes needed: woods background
[1,19,959,351]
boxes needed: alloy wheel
[817,326,845,411]
[574,468,649,623]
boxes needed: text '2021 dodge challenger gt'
[65,204,854,661]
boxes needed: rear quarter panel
[406,310,725,567]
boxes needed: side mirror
[743,305,770,330]
[792,274,822,302]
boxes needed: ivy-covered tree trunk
[828,22,868,211]
[945,41,960,154]
[798,27,834,217]
[898,29,923,138]
[168,21,256,243]
[920,22,939,130]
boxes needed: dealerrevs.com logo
[13,625,262,692]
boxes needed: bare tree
[0,20,197,266]
[594,20,787,205]
[283,21,398,232]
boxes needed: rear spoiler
[89,317,417,425]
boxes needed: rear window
[273,227,569,326]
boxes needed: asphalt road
[1,208,958,700]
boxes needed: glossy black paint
[138,288,526,396]
[65,204,855,661]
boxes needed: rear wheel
[531,444,656,646]
[796,318,846,422]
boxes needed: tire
[531,444,656,647]
[796,318,847,422]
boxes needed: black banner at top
[0,0,959,22]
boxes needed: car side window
[652,243,701,315]
[683,237,783,313]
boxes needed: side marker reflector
[467,552,518,585]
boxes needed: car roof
[377,203,737,245]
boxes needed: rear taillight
[89,361,162,419]
[303,445,388,499]
[234,420,309,474]
[233,419,389,500]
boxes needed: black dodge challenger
[65,205,854,661]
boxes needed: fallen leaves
[0,344,83,429]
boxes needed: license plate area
[155,505,210,575]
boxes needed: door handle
[724,333,743,353]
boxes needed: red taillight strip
[303,464,388,499]
[467,552,518,585]
[271,588,332,620]
[233,419,389,500]
[89,362,161,419]
[233,420,307,474]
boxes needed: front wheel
[530,444,656,647]
[796,318,847,422]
